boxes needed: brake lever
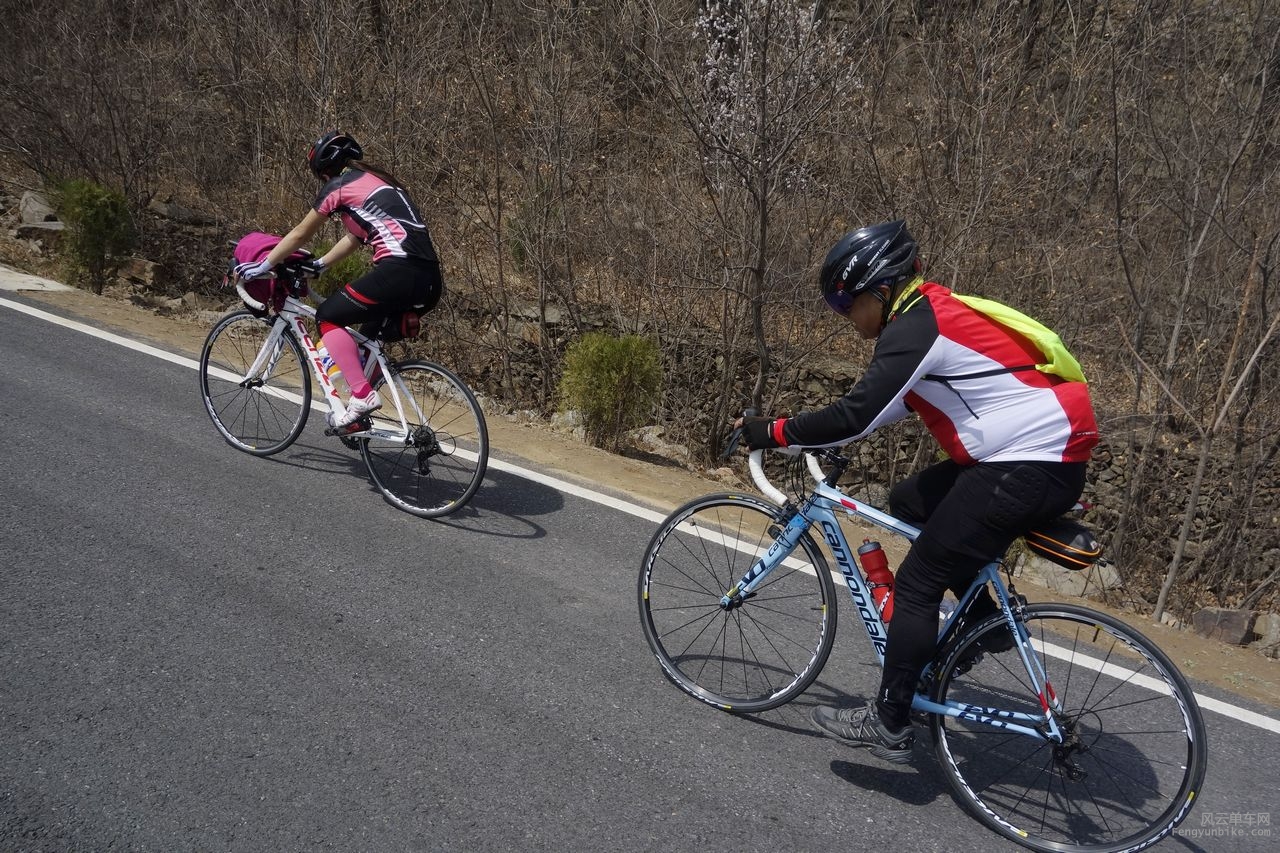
[719,407,760,461]
[720,427,744,461]
[299,259,325,278]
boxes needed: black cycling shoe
[953,627,1018,674]
[810,704,915,764]
[979,629,1017,654]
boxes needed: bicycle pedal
[952,652,984,677]
[324,416,373,437]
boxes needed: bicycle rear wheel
[638,493,837,713]
[199,309,310,456]
[360,360,488,518]
[930,603,1207,852]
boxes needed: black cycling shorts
[315,257,442,335]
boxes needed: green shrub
[309,240,373,299]
[559,332,663,451]
[54,179,137,294]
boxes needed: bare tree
[642,0,861,453]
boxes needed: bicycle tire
[930,603,1207,853]
[198,309,310,456]
[638,493,837,713]
[360,360,488,518]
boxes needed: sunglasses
[824,289,856,316]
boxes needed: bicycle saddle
[1023,517,1102,570]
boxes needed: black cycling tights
[875,459,1087,730]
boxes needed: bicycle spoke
[199,311,309,456]
[669,525,737,595]
[653,554,725,598]
[932,605,1206,852]
[639,494,835,712]
[656,606,723,642]
[361,361,487,517]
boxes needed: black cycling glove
[741,416,784,450]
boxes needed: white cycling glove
[234,258,275,280]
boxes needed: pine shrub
[54,179,136,294]
[559,333,662,451]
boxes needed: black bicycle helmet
[307,130,363,179]
[819,219,918,315]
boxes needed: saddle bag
[1024,518,1102,571]
[377,307,425,342]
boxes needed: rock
[852,484,890,508]
[120,257,158,286]
[19,191,56,224]
[1021,554,1123,597]
[503,409,541,424]
[707,466,738,484]
[1191,607,1257,645]
[551,410,583,432]
[1159,611,1182,629]
[1249,612,1280,658]
[630,425,691,462]
[16,221,64,242]
[470,392,497,415]
[147,197,217,226]
[519,321,546,347]
[1253,612,1278,636]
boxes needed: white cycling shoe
[331,389,382,428]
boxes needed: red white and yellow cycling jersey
[777,281,1099,464]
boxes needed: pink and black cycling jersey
[314,170,438,264]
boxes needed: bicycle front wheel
[360,360,488,518]
[199,309,310,456]
[931,603,1207,853]
[638,493,837,713]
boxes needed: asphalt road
[1,295,1277,852]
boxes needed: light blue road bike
[638,445,1207,852]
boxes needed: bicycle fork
[719,507,808,610]
[240,320,288,387]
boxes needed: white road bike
[197,257,487,518]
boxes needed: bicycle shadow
[780,682,1210,849]
[262,435,369,477]
[739,682,950,805]
[429,467,564,538]
[731,670,883,739]
[253,438,563,539]
[813,687,949,806]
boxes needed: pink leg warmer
[320,327,372,398]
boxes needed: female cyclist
[235,130,443,428]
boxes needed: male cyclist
[736,220,1098,763]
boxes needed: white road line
[5,294,1279,735]
[1039,640,1280,735]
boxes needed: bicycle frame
[236,295,423,445]
[724,451,1068,744]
